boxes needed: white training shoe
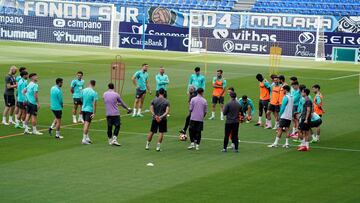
[268,143,278,148]
[82,140,90,145]
[2,121,9,126]
[208,116,215,120]
[78,118,84,124]
[33,131,43,135]
[108,138,113,145]
[55,135,64,139]
[195,144,200,151]
[85,138,92,144]
[156,146,161,152]
[112,140,121,146]
[145,143,150,150]
[187,143,195,150]
[72,118,77,124]
[220,116,224,121]
[24,129,32,134]
[282,144,290,148]
[111,137,121,146]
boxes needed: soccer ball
[179,133,187,141]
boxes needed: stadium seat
[251,0,359,16]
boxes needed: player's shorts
[299,120,311,131]
[82,111,93,123]
[189,120,204,132]
[150,119,167,133]
[269,104,280,112]
[259,99,269,108]
[156,90,167,98]
[136,88,146,99]
[293,105,299,116]
[4,94,15,107]
[310,119,322,128]
[279,118,291,128]
[73,98,83,105]
[26,103,38,116]
[17,101,26,110]
[52,110,62,119]
[212,96,224,104]
[107,116,121,127]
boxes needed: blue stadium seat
[251,0,358,16]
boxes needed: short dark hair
[302,88,310,96]
[299,84,306,91]
[158,88,165,95]
[20,71,28,77]
[90,80,96,86]
[283,85,291,92]
[108,83,114,89]
[194,67,200,72]
[197,88,204,94]
[279,75,285,82]
[228,87,235,92]
[29,73,37,78]
[256,73,264,82]
[270,74,277,79]
[56,78,63,85]
[312,84,320,90]
[77,71,83,75]
[230,92,237,99]
[291,81,299,86]
[242,95,248,100]
[290,76,298,81]
[19,67,27,72]
[142,63,148,67]
[217,69,223,74]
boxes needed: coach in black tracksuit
[179,85,197,135]
[223,92,243,152]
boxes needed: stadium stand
[251,0,360,16]
[1,0,359,15]
[79,0,237,11]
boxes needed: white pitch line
[329,73,360,80]
[56,127,360,153]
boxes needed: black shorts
[259,99,269,108]
[52,110,62,119]
[107,115,121,127]
[136,88,146,99]
[189,120,204,132]
[17,101,26,110]
[279,118,291,128]
[73,98,83,105]
[310,119,322,128]
[269,104,280,112]
[82,111,93,123]
[299,120,311,131]
[212,96,224,104]
[4,94,15,107]
[293,105,299,115]
[150,119,167,133]
[156,90,167,98]
[26,103,38,116]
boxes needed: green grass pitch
[0,41,360,203]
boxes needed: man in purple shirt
[188,88,208,150]
[103,83,132,146]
